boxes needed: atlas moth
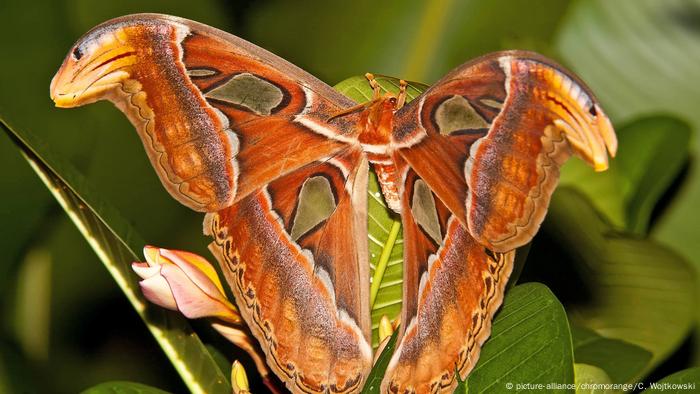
[51,14,616,394]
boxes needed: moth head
[50,19,147,108]
[366,94,399,126]
[386,94,399,111]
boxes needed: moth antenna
[327,99,379,122]
[366,72,381,99]
[396,79,408,109]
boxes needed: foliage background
[0,0,698,392]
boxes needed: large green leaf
[465,283,575,393]
[555,0,700,270]
[559,116,691,234]
[642,367,700,393]
[334,75,427,347]
[0,119,231,394]
[544,189,695,377]
[571,325,652,384]
[365,171,404,348]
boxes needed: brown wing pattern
[394,51,616,252]
[382,164,515,393]
[204,148,372,394]
[50,14,357,212]
[179,29,360,201]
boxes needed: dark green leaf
[642,367,700,393]
[466,283,574,393]
[361,330,399,394]
[81,381,171,394]
[454,376,467,394]
[545,189,695,378]
[0,119,230,394]
[205,344,232,380]
[571,325,652,384]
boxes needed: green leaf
[559,116,691,234]
[642,367,700,393]
[365,173,403,348]
[466,283,574,393]
[0,119,231,394]
[81,381,171,394]
[454,377,467,394]
[571,325,652,384]
[574,364,612,394]
[361,330,399,394]
[555,0,700,274]
[205,344,233,380]
[545,189,695,378]
[334,75,427,347]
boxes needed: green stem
[370,220,402,308]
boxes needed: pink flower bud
[132,246,240,324]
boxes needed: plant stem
[370,220,401,308]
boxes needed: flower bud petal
[139,274,178,311]
[134,246,240,323]
[143,245,161,266]
[159,248,229,301]
[132,261,160,280]
[378,315,394,343]
[160,263,238,321]
[231,360,250,394]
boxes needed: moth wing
[393,51,616,252]
[51,14,359,212]
[381,161,514,393]
[205,147,372,394]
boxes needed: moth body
[355,89,404,213]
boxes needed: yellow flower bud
[231,360,250,394]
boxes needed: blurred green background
[1,0,699,392]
